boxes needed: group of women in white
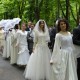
[0,18,30,66]
[0,18,79,80]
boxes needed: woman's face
[21,24,26,30]
[60,21,66,31]
[39,21,45,29]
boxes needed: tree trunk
[76,3,79,26]
[66,0,69,21]
[35,0,40,21]
[57,0,60,18]
[59,1,66,18]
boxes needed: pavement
[0,55,26,80]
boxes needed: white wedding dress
[24,30,53,80]
[17,30,30,65]
[50,32,78,80]
[3,31,11,58]
[6,31,12,58]
[10,29,20,64]
[0,29,5,55]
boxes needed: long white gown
[3,31,8,58]
[0,29,5,55]
[10,29,20,64]
[17,30,30,65]
[50,32,78,80]
[24,30,53,80]
[6,31,12,58]
[3,31,11,58]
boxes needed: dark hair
[14,24,18,29]
[9,29,12,32]
[57,19,69,32]
[39,20,45,32]
[39,20,44,25]
[19,21,21,25]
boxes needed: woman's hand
[33,48,35,53]
[15,44,18,47]
[50,60,53,65]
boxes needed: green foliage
[0,0,80,30]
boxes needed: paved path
[0,55,26,80]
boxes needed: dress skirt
[52,48,78,80]
[17,45,30,65]
[24,43,53,80]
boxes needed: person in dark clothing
[73,18,80,80]
[48,26,56,52]
[27,23,35,55]
[26,21,32,31]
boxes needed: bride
[24,20,53,80]
[50,19,78,80]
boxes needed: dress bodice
[19,31,28,45]
[59,33,73,51]
[36,31,47,44]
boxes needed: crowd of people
[0,18,80,80]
